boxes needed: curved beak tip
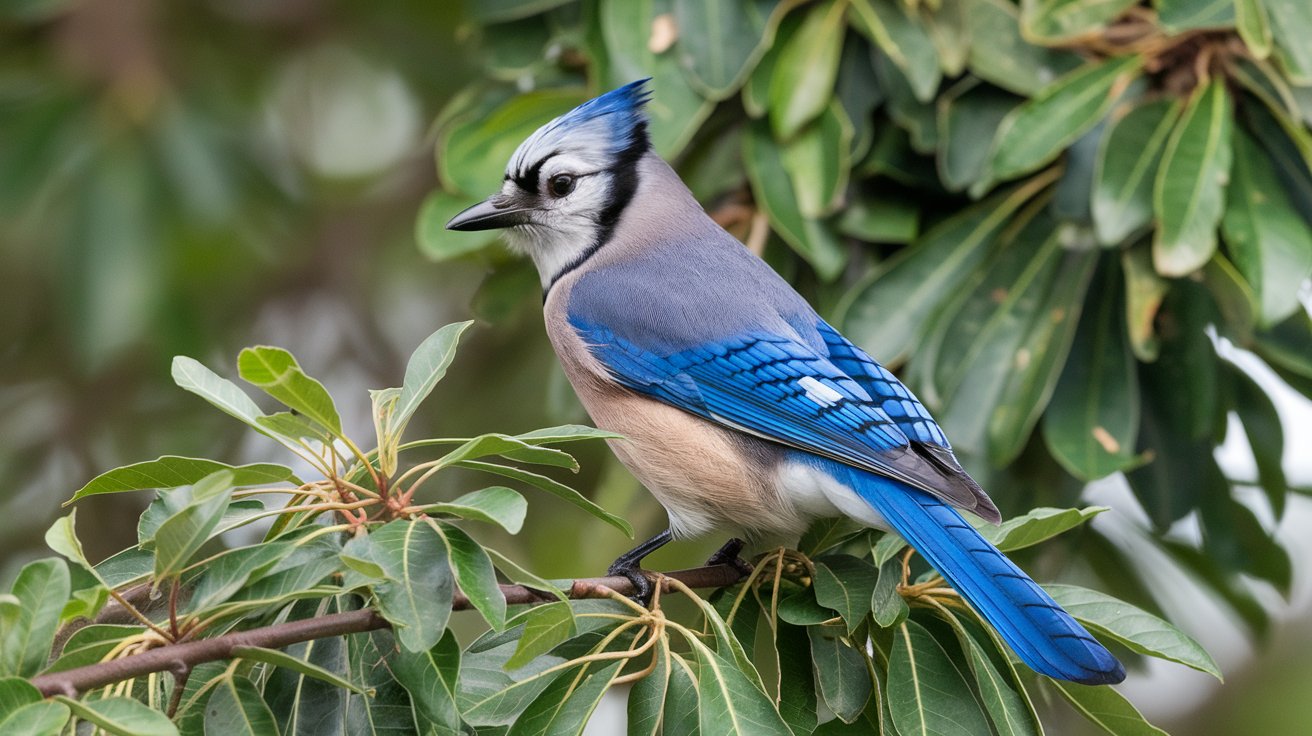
[445,198,533,232]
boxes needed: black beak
[445,197,535,232]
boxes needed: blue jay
[446,80,1125,685]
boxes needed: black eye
[547,174,576,198]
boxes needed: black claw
[706,537,754,577]
[608,563,655,605]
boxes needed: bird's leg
[705,537,754,577]
[606,529,674,605]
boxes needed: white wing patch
[799,376,844,407]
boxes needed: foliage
[423,0,1312,641]
[7,326,1212,734]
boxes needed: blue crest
[507,79,652,179]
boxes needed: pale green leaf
[415,486,528,534]
[237,346,342,435]
[153,471,234,581]
[68,456,296,504]
[0,559,71,677]
[204,676,278,736]
[1092,98,1181,246]
[1049,679,1168,735]
[57,695,179,736]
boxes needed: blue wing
[571,318,998,520]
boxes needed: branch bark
[30,564,747,698]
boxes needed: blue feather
[806,454,1125,685]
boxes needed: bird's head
[445,79,653,286]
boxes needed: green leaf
[0,701,69,736]
[813,555,878,633]
[874,51,939,153]
[1227,362,1289,518]
[672,0,774,101]
[1044,584,1222,678]
[370,387,403,479]
[778,587,839,626]
[1236,0,1274,58]
[205,676,278,736]
[688,642,794,735]
[459,460,634,537]
[871,557,910,628]
[887,620,991,736]
[416,190,490,260]
[467,0,573,23]
[484,548,568,602]
[1153,79,1234,277]
[769,0,846,139]
[431,521,507,631]
[809,628,873,723]
[355,519,454,652]
[153,471,234,582]
[416,486,528,535]
[1042,263,1143,479]
[1222,127,1312,326]
[43,624,142,673]
[508,660,624,736]
[0,678,40,721]
[839,176,1052,365]
[232,645,366,693]
[962,0,1083,96]
[1155,0,1235,31]
[1,558,70,677]
[390,629,464,733]
[1021,0,1139,42]
[662,654,702,735]
[978,507,1108,551]
[627,643,670,736]
[960,632,1041,736]
[57,695,179,736]
[1048,679,1168,735]
[1268,0,1312,84]
[850,0,941,102]
[979,54,1144,192]
[743,120,846,280]
[780,101,852,218]
[938,80,1023,193]
[512,424,624,445]
[838,193,919,244]
[392,321,474,438]
[237,346,342,435]
[872,530,910,567]
[68,456,296,504]
[1092,98,1181,246]
[437,433,578,471]
[506,601,577,671]
[1121,245,1169,361]
[593,0,712,157]
[171,356,266,431]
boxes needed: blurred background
[2,0,1310,733]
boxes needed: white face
[499,151,616,287]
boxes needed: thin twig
[30,564,748,698]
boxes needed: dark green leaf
[1092,99,1181,246]
[960,631,1040,736]
[1227,362,1288,518]
[840,176,1052,365]
[1222,127,1312,326]
[508,660,624,736]
[689,642,794,735]
[813,555,878,632]
[505,601,576,671]
[663,654,702,736]
[838,193,919,244]
[1120,245,1169,361]
[850,0,940,102]
[1153,79,1233,276]
[769,0,846,139]
[781,101,853,218]
[938,80,1022,193]
[57,695,179,736]
[627,643,670,736]
[778,586,840,626]
[672,0,774,101]
[1049,679,1168,735]
[186,542,291,613]
[871,557,910,628]
[354,519,454,652]
[809,628,873,723]
[1,558,71,677]
[1045,584,1221,677]
[0,677,41,720]
[432,521,507,631]
[43,624,141,673]
[873,50,939,153]
[743,120,846,280]
[978,506,1108,551]
[233,645,365,693]
[68,456,296,504]
[1155,0,1235,31]
[205,676,278,736]
[1042,262,1143,479]
[962,0,1083,96]
[887,620,991,736]
[390,629,464,734]
[237,346,342,435]
[979,54,1144,192]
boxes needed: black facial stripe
[544,121,650,297]
[513,149,562,193]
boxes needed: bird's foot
[606,561,657,606]
[705,537,754,577]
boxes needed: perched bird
[446,80,1125,685]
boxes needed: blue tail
[816,458,1125,685]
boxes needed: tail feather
[821,460,1125,685]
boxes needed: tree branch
[30,564,747,698]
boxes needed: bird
[445,79,1125,686]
